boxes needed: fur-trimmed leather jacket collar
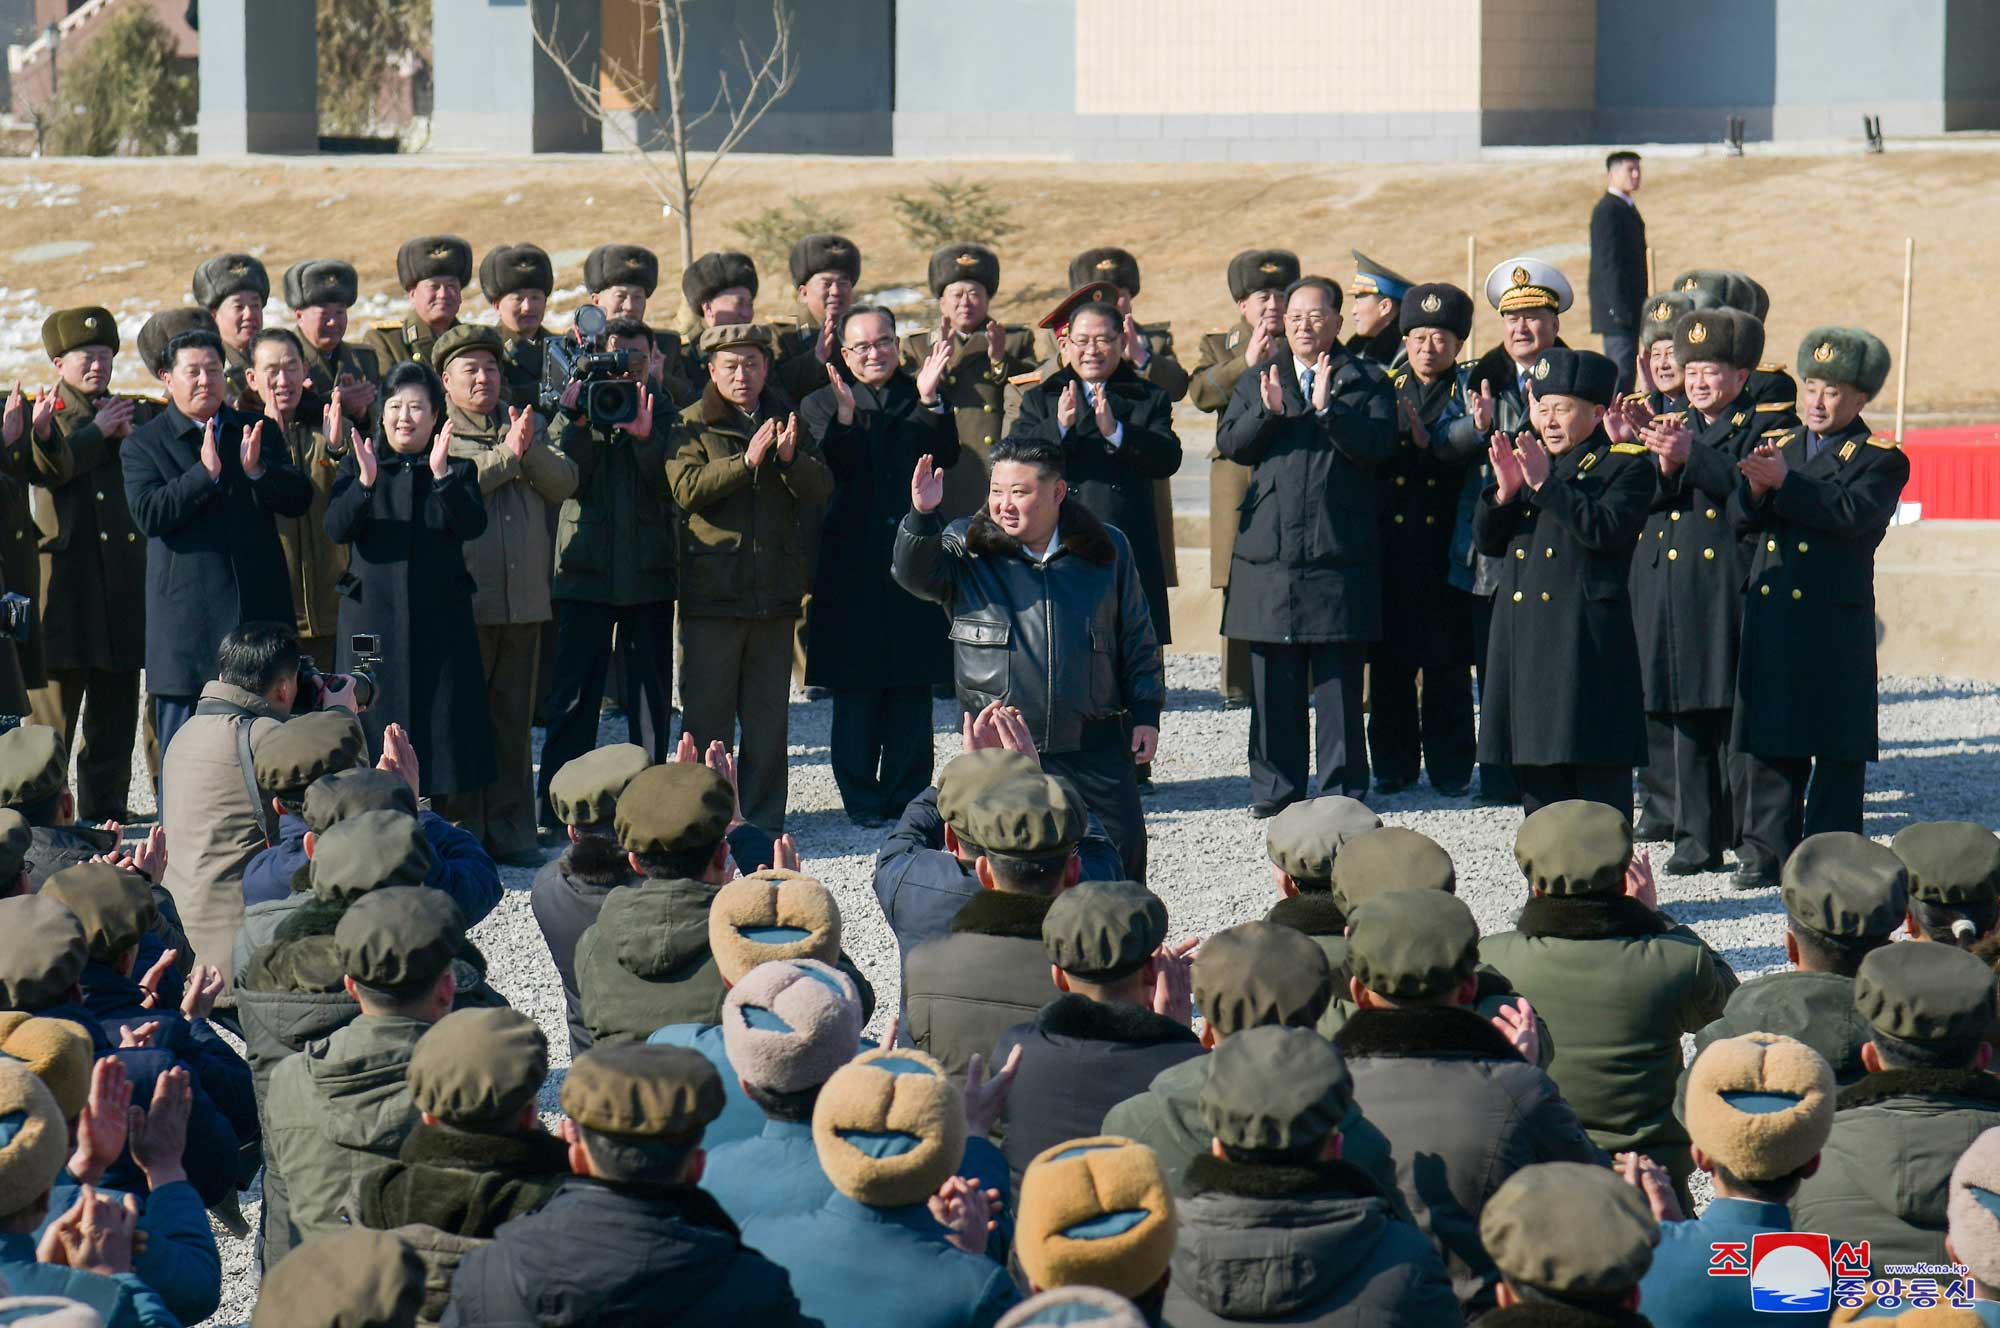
[1184,1152,1389,1204]
[1480,1303,1651,1328]
[1035,992,1201,1049]
[1838,1067,2000,1112]
[964,499,1116,566]
[1265,891,1346,936]
[950,889,1057,939]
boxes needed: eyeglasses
[842,337,898,356]
[1067,334,1119,350]
[1284,312,1332,327]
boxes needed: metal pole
[1646,245,1656,296]
[1894,236,1914,441]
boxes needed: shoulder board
[1754,400,1794,412]
[371,320,401,330]
[1006,371,1042,387]
[1622,390,1649,404]
[1761,427,1795,439]
[1757,362,1788,374]
[766,314,800,329]
[1609,442,1647,455]
[1866,435,1900,450]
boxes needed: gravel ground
[146,656,2000,1324]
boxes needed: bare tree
[533,0,798,275]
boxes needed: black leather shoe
[1374,777,1413,796]
[1633,820,1675,843]
[1730,863,1779,891]
[1664,853,1723,877]
[1432,779,1471,797]
[1250,800,1287,819]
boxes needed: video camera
[297,633,383,712]
[540,304,642,430]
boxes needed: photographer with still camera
[534,312,679,837]
[324,361,496,813]
[159,622,363,1007]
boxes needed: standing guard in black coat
[1588,150,1647,394]
[1216,277,1398,816]
[800,307,959,826]
[1729,327,1908,890]
[1369,283,1484,797]
[1631,308,1799,876]
[1474,348,1654,815]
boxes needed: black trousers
[1652,708,1733,865]
[1367,603,1475,789]
[1636,716,1676,837]
[537,599,675,827]
[1044,737,1146,885]
[1248,641,1367,810]
[1516,763,1633,819]
[830,686,934,821]
[1603,332,1638,396]
[1470,593,1517,801]
[1738,753,1865,876]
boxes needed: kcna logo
[1708,1235,1976,1314]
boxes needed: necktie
[1300,366,1315,403]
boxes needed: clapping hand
[378,721,422,797]
[1624,848,1657,911]
[1399,396,1431,450]
[39,1186,141,1277]
[1057,381,1081,431]
[1488,430,1528,504]
[1471,379,1497,433]
[1642,416,1693,474]
[621,387,655,438]
[1490,997,1539,1064]
[704,739,745,829]
[1121,314,1150,368]
[1514,430,1552,491]
[1092,381,1118,436]
[135,947,178,1011]
[1151,937,1199,1024]
[775,413,799,464]
[2,383,23,447]
[130,1065,192,1189]
[199,417,223,481]
[337,373,377,418]
[1258,365,1285,413]
[504,405,534,461]
[773,833,800,872]
[910,453,944,513]
[32,383,57,442]
[983,319,1006,366]
[67,1057,131,1186]
[321,387,350,455]
[744,418,778,469]
[356,433,379,488]
[1740,442,1787,499]
[961,1043,1023,1138]
[929,1175,1001,1256]
[1615,1151,1684,1223]
[1309,351,1334,412]
[430,420,454,480]
[93,395,135,440]
[129,824,166,880]
[180,964,224,1021]
[915,338,950,404]
[240,419,265,479]
[1244,316,1277,367]
[828,363,856,426]
[815,317,838,365]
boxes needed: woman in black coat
[800,307,959,825]
[323,361,495,797]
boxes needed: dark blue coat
[121,403,314,697]
[240,809,502,925]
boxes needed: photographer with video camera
[323,361,496,811]
[159,621,363,1009]
[534,313,679,837]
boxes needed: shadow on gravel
[1664,893,1787,929]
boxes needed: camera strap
[193,698,276,847]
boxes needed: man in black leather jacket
[893,436,1163,881]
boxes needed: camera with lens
[0,592,32,643]
[296,633,382,712]
[540,304,641,429]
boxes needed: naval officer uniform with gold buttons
[1473,348,1654,816]
[1729,326,1908,888]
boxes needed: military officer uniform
[193,252,269,405]
[1187,248,1299,708]
[1633,309,1799,876]
[17,309,151,818]
[282,260,381,428]
[682,250,824,405]
[1729,327,1908,888]
[363,235,470,372]
[1473,348,1653,815]
[479,243,556,413]
[0,422,42,703]
[773,233,863,401]
[897,243,1038,521]
[1342,250,1411,369]
[585,243,698,408]
[1369,284,1483,796]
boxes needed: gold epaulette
[1762,426,1795,439]
[1754,400,1794,412]
[1757,361,1789,374]
[766,314,801,330]
[1622,390,1649,403]
[1609,442,1647,454]
[1006,371,1042,387]
[372,319,402,330]
[1866,435,1900,450]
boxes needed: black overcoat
[799,371,961,692]
[324,449,496,796]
